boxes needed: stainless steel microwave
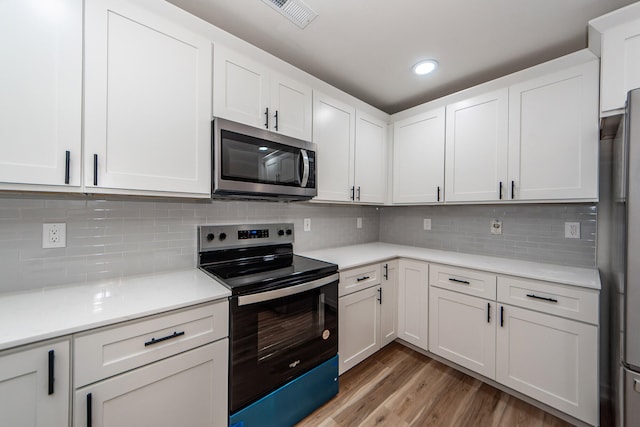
[212,118,317,200]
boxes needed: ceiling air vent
[261,0,318,29]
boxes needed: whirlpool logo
[289,359,301,368]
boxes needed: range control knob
[219,232,227,241]
[278,229,285,236]
[286,229,292,236]
[206,233,215,242]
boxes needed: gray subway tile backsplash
[0,196,597,293]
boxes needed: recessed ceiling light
[258,146,269,151]
[413,60,438,76]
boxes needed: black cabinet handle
[356,276,370,282]
[377,287,382,304]
[500,306,504,327]
[274,110,279,131]
[93,154,98,186]
[511,180,515,199]
[350,186,355,201]
[64,151,70,185]
[448,278,470,285]
[526,293,559,303]
[87,393,92,427]
[499,181,503,200]
[383,264,388,280]
[144,331,185,347]
[356,186,361,201]
[48,350,54,395]
[437,186,441,202]
[264,107,269,129]
[487,303,491,323]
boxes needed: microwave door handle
[300,149,310,187]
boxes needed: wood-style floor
[297,342,573,427]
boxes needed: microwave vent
[261,0,318,29]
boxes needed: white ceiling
[168,0,636,114]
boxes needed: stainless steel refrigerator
[606,88,640,426]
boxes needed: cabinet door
[313,92,356,202]
[0,0,82,190]
[397,259,429,350]
[270,71,312,141]
[393,108,445,204]
[84,0,212,196]
[75,339,228,427]
[508,60,599,201]
[445,89,508,202]
[354,111,388,204]
[213,45,270,130]
[429,287,495,379]
[496,305,598,425]
[0,340,70,427]
[338,286,380,374]
[380,260,398,347]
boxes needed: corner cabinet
[0,0,82,192]
[0,339,71,427]
[313,91,388,204]
[338,261,397,374]
[84,0,212,197]
[397,259,429,350]
[213,45,312,141]
[392,108,445,204]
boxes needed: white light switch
[423,219,431,230]
[356,217,363,229]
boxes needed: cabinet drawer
[497,276,598,324]
[429,264,497,299]
[74,301,228,387]
[339,264,381,296]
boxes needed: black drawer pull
[500,306,504,327]
[526,294,559,303]
[377,287,382,304]
[448,278,470,285]
[383,264,388,280]
[356,276,370,282]
[48,350,54,395]
[487,303,491,323]
[87,393,92,427]
[144,331,185,347]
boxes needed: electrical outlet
[43,223,66,248]
[356,217,363,229]
[423,218,431,230]
[491,219,502,235]
[565,222,581,239]
[303,218,311,232]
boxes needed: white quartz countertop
[300,243,601,290]
[0,269,230,351]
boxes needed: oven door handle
[237,273,338,306]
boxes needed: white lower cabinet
[429,287,496,379]
[0,339,70,427]
[496,304,598,425]
[74,340,228,427]
[338,261,397,374]
[397,259,429,350]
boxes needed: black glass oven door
[229,280,338,413]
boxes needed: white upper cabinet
[0,0,82,191]
[214,46,312,141]
[84,0,212,197]
[590,3,640,115]
[313,92,356,202]
[354,111,387,204]
[508,60,599,201]
[445,89,509,202]
[393,108,445,204]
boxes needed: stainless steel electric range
[197,223,339,427]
